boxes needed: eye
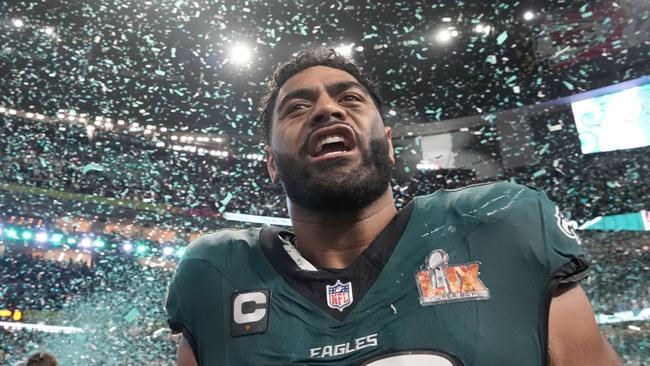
[340,94,362,103]
[287,102,309,114]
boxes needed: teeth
[315,134,348,155]
[320,135,345,146]
[322,151,345,157]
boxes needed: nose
[310,95,347,126]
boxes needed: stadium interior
[0,0,649,364]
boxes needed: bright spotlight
[162,247,174,256]
[12,19,24,28]
[43,26,54,35]
[523,11,535,21]
[229,43,252,65]
[50,233,63,244]
[80,237,93,248]
[435,29,452,43]
[122,242,133,253]
[6,228,18,239]
[475,24,484,33]
[35,232,48,243]
[334,44,354,58]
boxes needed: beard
[274,134,392,212]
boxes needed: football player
[165,49,622,365]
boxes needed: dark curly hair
[258,48,383,144]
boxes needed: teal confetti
[124,308,140,323]
[562,81,575,91]
[82,163,105,175]
[532,169,547,178]
[496,31,508,45]
[219,192,234,213]
[538,143,550,155]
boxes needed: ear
[385,127,396,165]
[264,145,280,184]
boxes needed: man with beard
[165,49,621,365]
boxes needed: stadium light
[12,18,24,28]
[334,44,354,58]
[122,242,133,253]
[80,237,93,248]
[42,26,54,35]
[50,233,63,245]
[162,247,174,256]
[21,230,33,240]
[523,11,535,21]
[67,237,76,245]
[136,244,147,254]
[0,321,83,334]
[35,232,48,243]
[6,228,18,240]
[435,29,453,43]
[228,43,252,65]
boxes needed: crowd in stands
[3,114,650,228]
[0,249,176,365]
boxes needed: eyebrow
[276,81,369,114]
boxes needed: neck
[287,187,397,269]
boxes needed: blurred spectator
[26,352,58,366]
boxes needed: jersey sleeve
[534,189,589,285]
[164,258,226,351]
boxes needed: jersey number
[362,351,461,366]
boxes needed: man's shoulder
[180,227,263,269]
[415,181,540,218]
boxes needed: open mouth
[308,124,357,159]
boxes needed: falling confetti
[496,31,509,45]
[0,0,648,364]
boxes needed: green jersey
[165,182,588,365]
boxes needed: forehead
[276,66,361,102]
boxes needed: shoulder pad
[181,228,262,271]
[432,181,540,220]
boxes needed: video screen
[571,82,650,154]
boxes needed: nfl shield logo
[326,280,353,312]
